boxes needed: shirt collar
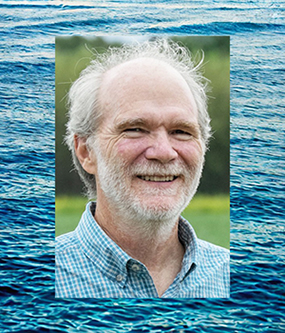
[75,202,131,285]
[75,202,198,283]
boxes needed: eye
[124,128,142,132]
[171,129,193,140]
[173,130,189,135]
[123,128,145,138]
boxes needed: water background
[1,0,284,332]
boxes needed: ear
[74,135,97,175]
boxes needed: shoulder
[56,231,79,253]
[198,238,229,254]
[197,239,229,264]
[55,231,89,298]
[188,239,230,297]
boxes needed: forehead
[98,57,198,123]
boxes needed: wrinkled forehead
[98,57,198,116]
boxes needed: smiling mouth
[137,175,178,182]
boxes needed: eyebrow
[170,120,200,133]
[116,118,148,131]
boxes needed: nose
[144,131,178,164]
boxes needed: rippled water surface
[1,0,284,332]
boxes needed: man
[55,39,229,298]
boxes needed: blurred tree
[55,36,229,196]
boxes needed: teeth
[139,175,176,182]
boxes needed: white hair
[65,38,211,198]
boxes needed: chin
[129,197,186,223]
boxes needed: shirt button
[116,274,124,282]
[131,264,140,271]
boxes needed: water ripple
[1,1,284,332]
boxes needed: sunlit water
[1,1,284,331]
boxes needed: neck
[94,197,185,286]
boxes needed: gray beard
[94,145,204,239]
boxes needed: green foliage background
[55,36,230,196]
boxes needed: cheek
[176,141,204,166]
[116,139,147,162]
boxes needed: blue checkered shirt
[55,202,229,298]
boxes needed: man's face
[92,58,204,223]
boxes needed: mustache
[128,161,194,177]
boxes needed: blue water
[1,0,284,331]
